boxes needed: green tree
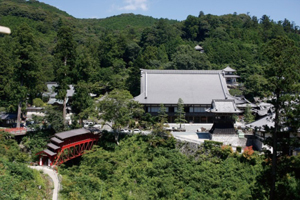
[170,45,211,70]
[0,37,14,109]
[244,104,255,123]
[152,104,170,137]
[53,25,77,123]
[183,15,199,40]
[98,89,144,144]
[13,23,43,128]
[244,74,269,100]
[71,81,94,126]
[263,36,300,199]
[175,98,187,128]
[44,105,65,132]
[157,104,168,124]
[32,98,45,107]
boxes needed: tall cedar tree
[175,98,187,128]
[54,26,77,123]
[71,81,94,126]
[263,36,300,200]
[0,37,13,109]
[13,23,43,128]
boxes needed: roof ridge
[141,69,222,74]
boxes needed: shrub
[204,140,223,149]
[236,146,242,153]
[33,98,45,107]
[242,146,254,160]
[220,145,233,159]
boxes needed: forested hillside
[0,2,300,199]
[1,0,300,112]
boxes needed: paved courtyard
[169,123,248,149]
[169,123,213,144]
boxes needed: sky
[38,0,300,26]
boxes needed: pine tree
[263,36,300,199]
[157,104,168,124]
[175,98,187,128]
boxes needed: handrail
[3,127,27,132]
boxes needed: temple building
[223,66,240,87]
[134,67,245,123]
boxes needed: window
[184,107,189,113]
[192,106,210,112]
[147,106,168,113]
[150,107,159,112]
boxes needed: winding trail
[29,166,60,200]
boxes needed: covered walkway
[37,128,101,167]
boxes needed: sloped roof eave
[134,70,230,105]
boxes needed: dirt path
[29,166,60,200]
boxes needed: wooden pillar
[39,156,43,166]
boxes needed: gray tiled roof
[208,99,243,113]
[223,66,236,72]
[257,108,270,116]
[55,128,91,140]
[44,82,75,99]
[134,69,232,104]
[224,75,240,78]
[246,113,275,130]
[47,97,68,105]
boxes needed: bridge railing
[0,127,27,135]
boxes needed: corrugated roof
[43,149,57,156]
[55,128,91,140]
[47,143,60,150]
[134,69,231,104]
[50,137,63,144]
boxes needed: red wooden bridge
[37,128,101,167]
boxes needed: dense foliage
[58,133,300,199]
[0,131,50,199]
[1,0,300,112]
[0,1,300,199]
